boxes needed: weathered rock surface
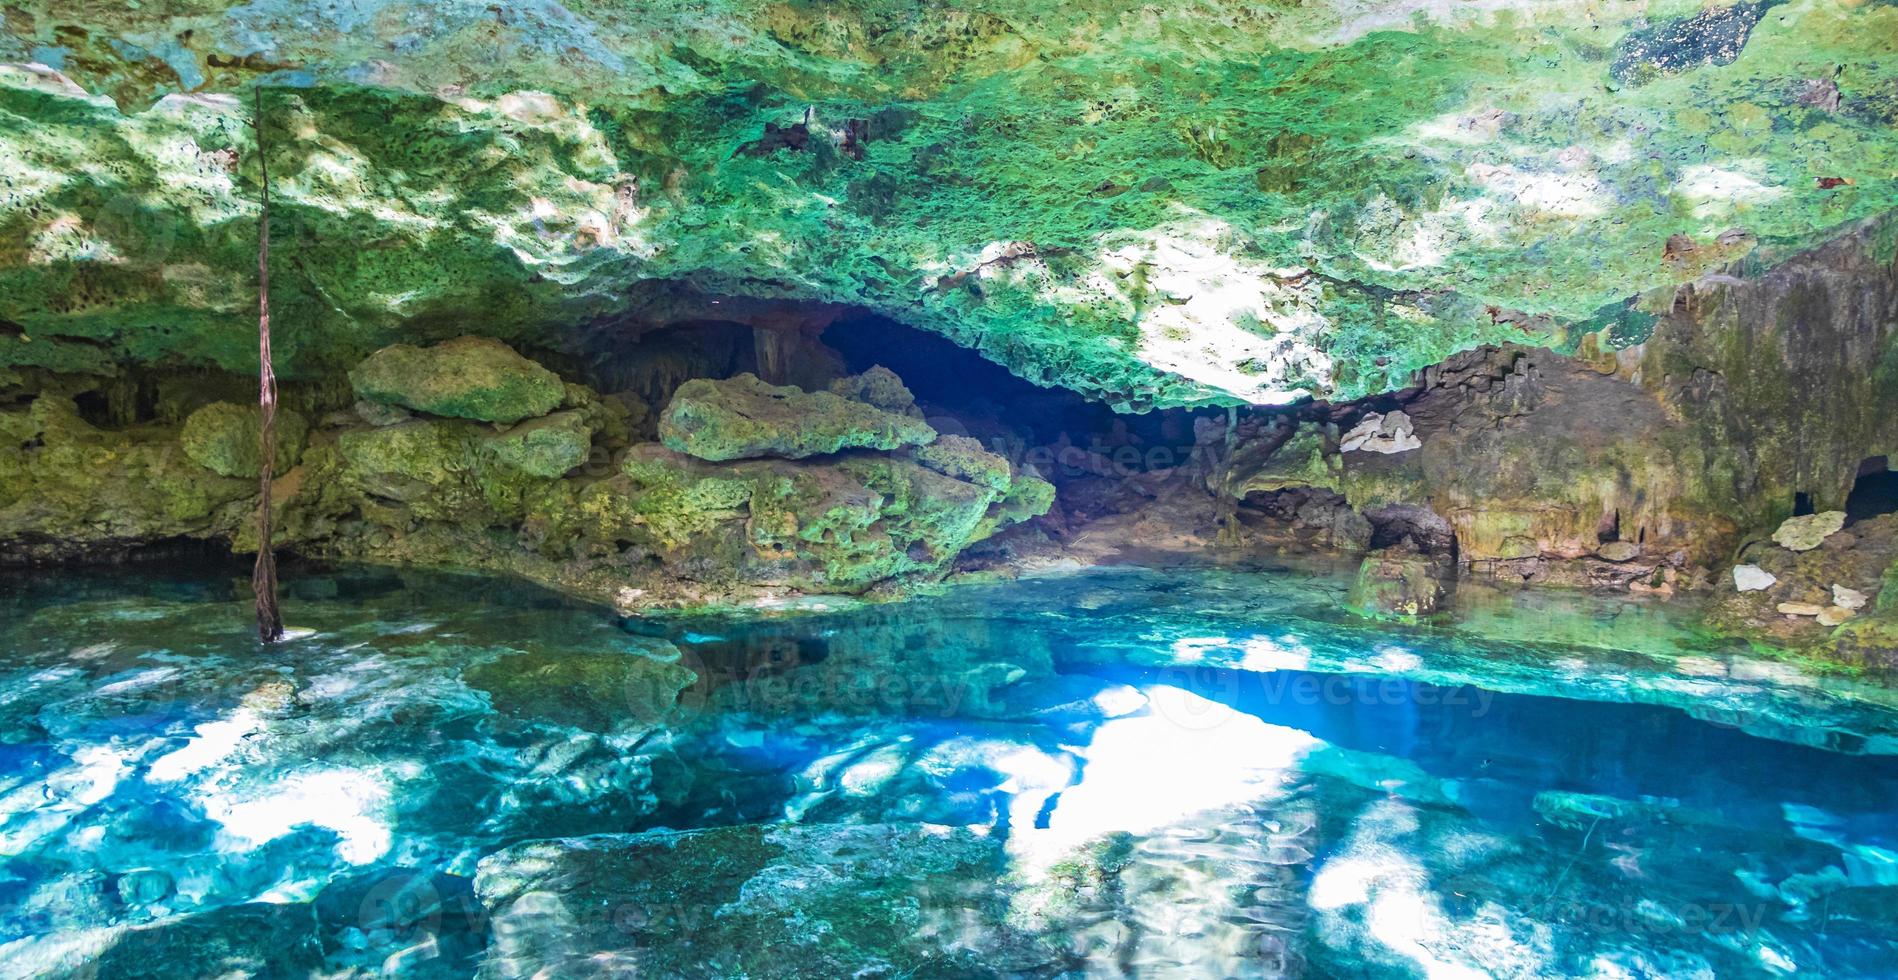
[1774,512,1847,552]
[180,401,308,478]
[350,337,565,424]
[1734,565,1777,592]
[484,411,593,479]
[2,3,1895,409]
[1340,411,1420,454]
[0,350,1051,610]
[1346,546,1454,619]
[660,373,937,461]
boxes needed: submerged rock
[463,645,695,732]
[474,824,1059,978]
[179,402,310,479]
[1773,512,1847,552]
[350,337,565,424]
[659,373,937,461]
[1346,547,1454,619]
[1818,606,1857,627]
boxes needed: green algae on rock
[3,1,1897,408]
[180,401,308,479]
[350,337,566,424]
[659,372,937,461]
[484,411,594,480]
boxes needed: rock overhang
[0,0,1895,409]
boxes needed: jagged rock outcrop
[1211,215,1898,603]
[0,341,1052,607]
[659,372,937,461]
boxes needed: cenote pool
[2,561,1897,978]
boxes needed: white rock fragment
[1777,602,1825,617]
[1732,565,1777,592]
[1832,585,1868,610]
[1771,511,1845,551]
[1340,410,1421,454]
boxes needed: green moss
[350,337,565,423]
[179,401,309,478]
[912,434,1012,490]
[3,0,1895,408]
[659,374,937,461]
[486,410,593,479]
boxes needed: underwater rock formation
[475,824,1061,978]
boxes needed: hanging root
[252,83,284,644]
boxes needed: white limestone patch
[1732,564,1777,591]
[1081,219,1336,405]
[1674,163,1784,222]
[1342,411,1421,454]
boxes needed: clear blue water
[1,559,1896,977]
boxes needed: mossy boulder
[179,402,309,479]
[350,337,564,424]
[336,420,488,521]
[486,411,593,479]
[660,373,937,462]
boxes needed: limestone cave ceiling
[0,0,1894,409]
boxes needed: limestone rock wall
[1,2,1896,409]
[0,340,1053,610]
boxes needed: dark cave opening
[1793,491,1816,517]
[1847,457,1898,525]
[819,312,1215,456]
[577,307,1223,479]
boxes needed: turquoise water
[1,560,1896,978]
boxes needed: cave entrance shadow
[1846,456,1898,525]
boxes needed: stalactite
[252,84,284,643]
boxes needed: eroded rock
[1346,546,1454,619]
[486,411,594,479]
[659,373,937,462]
[1340,411,1420,454]
[180,402,309,479]
[350,337,565,424]
[1773,512,1847,552]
